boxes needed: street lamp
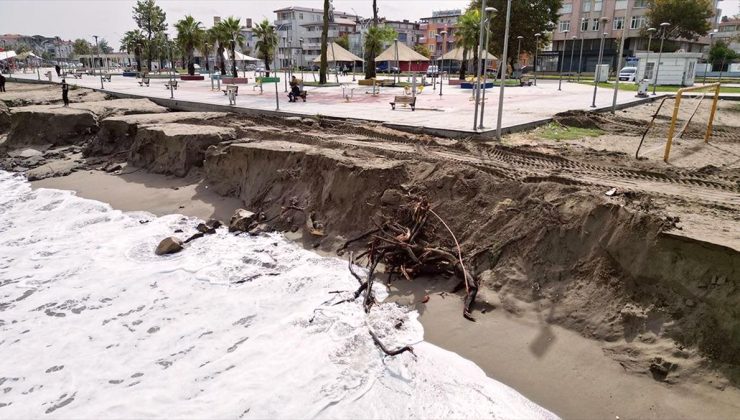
[534,33,541,86]
[568,35,577,81]
[576,31,585,82]
[478,6,497,130]
[703,31,714,85]
[644,27,656,86]
[93,35,103,88]
[612,9,632,113]
[206,42,213,90]
[516,36,523,69]
[652,22,670,95]
[394,38,400,84]
[299,38,304,79]
[558,29,569,91]
[495,0,513,139]
[590,17,610,108]
[473,0,489,131]
[439,30,447,97]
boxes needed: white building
[635,51,701,86]
[274,6,358,68]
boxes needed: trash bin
[46,71,53,81]
[594,64,609,82]
[636,79,649,97]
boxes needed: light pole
[439,30,447,97]
[299,38,304,80]
[558,29,569,90]
[93,35,103,88]
[516,36,523,69]
[534,32,541,86]
[568,35,576,81]
[576,33,584,82]
[612,8,632,113]
[206,43,213,90]
[703,31,714,85]
[591,17,609,108]
[495,0,512,140]
[652,22,670,96]
[478,6,497,130]
[644,27,656,86]
[394,38,400,84]
[473,0,488,131]
[166,36,174,99]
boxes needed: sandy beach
[33,170,740,419]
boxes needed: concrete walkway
[9,70,655,136]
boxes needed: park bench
[223,84,238,96]
[72,73,83,79]
[164,80,178,90]
[138,77,150,87]
[102,74,111,82]
[390,95,416,111]
[519,74,533,87]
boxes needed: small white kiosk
[634,52,701,86]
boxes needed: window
[634,0,649,7]
[613,17,625,30]
[559,20,571,32]
[591,18,600,31]
[644,62,655,79]
[581,18,589,31]
[559,3,572,14]
[299,13,303,20]
[594,0,602,11]
[582,1,591,12]
[429,31,435,39]
[720,25,736,32]
[615,0,628,10]
[630,15,647,29]
[429,44,436,52]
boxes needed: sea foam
[0,171,557,419]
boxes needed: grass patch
[575,81,740,94]
[537,122,605,141]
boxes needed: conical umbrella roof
[437,46,497,61]
[312,42,363,62]
[375,42,429,62]
[222,50,260,61]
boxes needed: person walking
[0,73,6,92]
[61,78,69,106]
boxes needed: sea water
[0,170,557,419]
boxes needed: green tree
[709,40,738,71]
[72,39,91,56]
[472,0,561,71]
[207,25,228,75]
[647,0,714,40]
[320,0,330,84]
[253,19,278,76]
[175,15,205,75]
[120,30,145,71]
[132,0,168,70]
[414,44,431,59]
[219,17,246,78]
[363,25,396,78]
[456,8,480,80]
[98,39,114,54]
[365,0,380,79]
[336,34,350,50]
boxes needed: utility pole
[495,0,512,140]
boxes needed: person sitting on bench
[288,76,301,102]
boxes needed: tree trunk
[459,47,468,80]
[231,46,238,78]
[265,57,271,77]
[365,0,379,80]
[218,45,226,75]
[319,0,330,84]
[146,33,152,71]
[188,47,195,75]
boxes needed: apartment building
[348,18,423,61]
[550,0,718,73]
[419,9,461,61]
[273,6,358,68]
[715,16,740,54]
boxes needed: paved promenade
[9,69,653,135]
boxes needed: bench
[390,95,416,111]
[223,84,238,96]
[164,80,178,90]
[288,90,308,102]
[519,74,533,87]
[102,74,111,82]
[72,73,83,79]
[138,77,150,87]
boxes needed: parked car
[618,66,637,82]
[375,63,400,74]
[426,65,439,77]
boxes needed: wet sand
[32,170,740,420]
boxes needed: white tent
[222,51,260,62]
[375,42,429,62]
[312,42,363,63]
[0,50,17,61]
[437,47,497,61]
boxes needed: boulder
[0,101,10,133]
[155,237,183,255]
[229,209,257,233]
[85,112,227,157]
[128,123,237,177]
[196,218,223,234]
[3,106,98,150]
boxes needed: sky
[1,0,738,50]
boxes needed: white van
[426,65,439,77]
[618,66,637,82]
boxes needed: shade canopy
[312,42,363,63]
[375,42,429,62]
[222,51,260,61]
[437,46,497,61]
[0,50,17,61]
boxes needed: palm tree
[120,30,145,72]
[456,8,480,80]
[219,17,246,78]
[175,15,205,75]
[253,19,277,76]
[363,25,396,79]
[208,24,229,75]
[365,0,380,79]
[319,0,330,84]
